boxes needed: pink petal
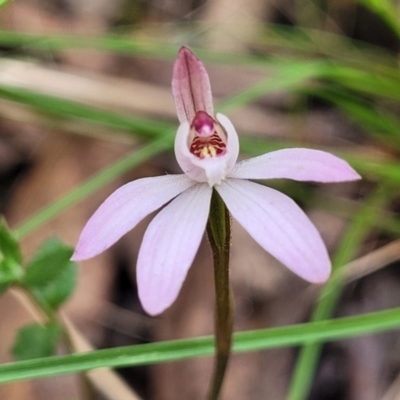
[172,46,214,124]
[174,113,239,186]
[137,183,212,315]
[216,179,331,283]
[72,175,194,261]
[230,148,361,182]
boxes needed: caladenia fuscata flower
[72,46,361,317]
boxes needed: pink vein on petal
[172,46,214,124]
[137,183,212,316]
[72,174,195,261]
[230,148,361,182]
[216,179,331,283]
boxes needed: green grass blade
[0,85,170,137]
[356,0,400,38]
[0,307,399,384]
[0,31,271,68]
[323,66,400,101]
[263,25,397,71]
[218,60,327,112]
[0,28,396,72]
[304,86,400,149]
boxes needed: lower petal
[137,183,212,315]
[72,174,194,261]
[216,179,331,283]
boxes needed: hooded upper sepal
[172,46,214,124]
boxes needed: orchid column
[73,47,360,400]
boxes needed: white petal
[216,179,331,283]
[216,113,239,174]
[174,113,239,186]
[137,183,212,315]
[174,121,204,181]
[230,148,361,182]
[72,174,195,260]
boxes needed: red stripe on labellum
[189,111,227,158]
[190,133,226,158]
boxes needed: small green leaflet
[23,238,76,309]
[12,323,63,361]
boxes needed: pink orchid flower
[72,47,360,316]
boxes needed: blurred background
[0,0,400,399]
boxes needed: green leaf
[12,323,63,361]
[24,238,73,287]
[0,306,399,384]
[0,218,23,284]
[23,238,76,309]
[34,261,76,309]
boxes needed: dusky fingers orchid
[72,46,360,317]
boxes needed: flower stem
[206,189,233,400]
